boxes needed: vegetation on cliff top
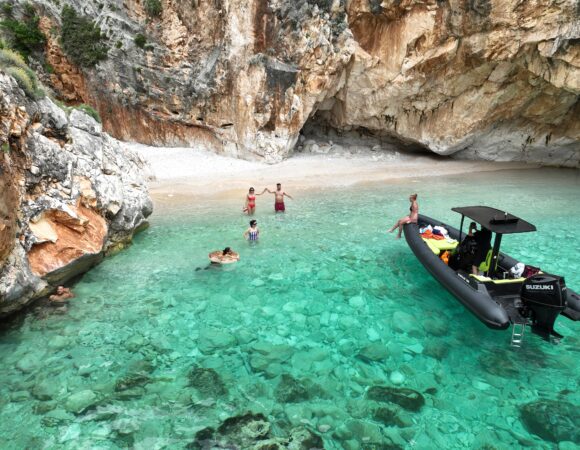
[60,5,108,68]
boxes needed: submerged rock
[275,374,310,403]
[366,386,425,412]
[114,372,150,392]
[357,343,389,362]
[198,329,237,354]
[189,412,322,449]
[41,408,74,427]
[520,400,579,444]
[188,366,227,398]
[64,389,99,414]
[373,405,413,428]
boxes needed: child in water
[243,220,260,242]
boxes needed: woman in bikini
[243,187,266,215]
[387,193,419,239]
[243,219,260,243]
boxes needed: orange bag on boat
[441,251,450,265]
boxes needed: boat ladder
[511,323,526,347]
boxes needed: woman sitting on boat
[388,193,418,239]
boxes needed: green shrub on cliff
[0,9,46,58]
[52,99,102,123]
[0,47,29,71]
[76,104,101,123]
[3,66,41,98]
[60,5,108,67]
[134,33,146,49]
[0,48,44,99]
[144,0,162,18]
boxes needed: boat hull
[404,215,510,330]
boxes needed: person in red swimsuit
[243,187,266,215]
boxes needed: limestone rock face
[15,0,579,165]
[326,0,579,166]
[0,73,152,317]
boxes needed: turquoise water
[1,168,579,449]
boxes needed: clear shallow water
[1,169,579,449]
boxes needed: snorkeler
[264,183,293,213]
[243,220,260,242]
[387,193,419,239]
[208,247,240,264]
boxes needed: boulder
[357,343,389,362]
[64,389,98,414]
[366,386,425,412]
[520,400,579,444]
[275,374,310,403]
[188,366,227,398]
[0,77,152,317]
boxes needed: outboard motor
[521,274,567,338]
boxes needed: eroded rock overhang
[24,0,580,166]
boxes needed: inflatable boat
[403,206,580,344]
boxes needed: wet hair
[410,193,418,200]
[250,220,257,226]
[223,247,231,255]
[249,187,255,191]
[276,183,281,186]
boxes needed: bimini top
[452,206,537,234]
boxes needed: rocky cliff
[0,73,152,316]
[6,0,579,166]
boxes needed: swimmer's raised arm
[284,192,293,200]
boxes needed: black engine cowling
[521,274,567,337]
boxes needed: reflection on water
[0,169,579,449]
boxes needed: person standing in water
[387,193,419,239]
[243,219,260,242]
[264,183,293,213]
[243,187,265,215]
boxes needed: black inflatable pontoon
[403,206,580,343]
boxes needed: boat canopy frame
[452,206,537,277]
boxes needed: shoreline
[127,143,540,204]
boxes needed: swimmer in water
[49,285,75,305]
[243,219,259,242]
[208,247,240,264]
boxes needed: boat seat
[470,274,492,282]
[478,249,493,272]
[491,278,526,284]
[469,274,526,284]
[422,237,458,254]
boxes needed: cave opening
[293,111,434,161]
